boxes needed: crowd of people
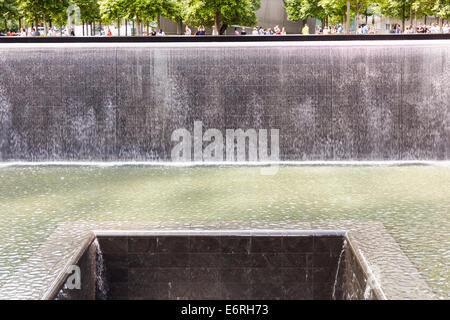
[316,24,346,34]
[181,24,289,36]
[394,23,450,34]
[1,22,449,37]
[0,27,76,37]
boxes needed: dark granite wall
[0,43,448,161]
[52,234,376,300]
[97,235,346,300]
[55,241,97,300]
[343,245,377,300]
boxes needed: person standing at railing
[274,25,280,34]
[302,24,309,35]
[185,25,192,35]
[443,24,449,34]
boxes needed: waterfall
[94,239,108,300]
[363,282,373,300]
[332,239,347,300]
[0,43,448,161]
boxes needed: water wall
[0,41,449,161]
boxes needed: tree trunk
[93,21,95,36]
[356,8,360,29]
[410,6,413,27]
[176,19,183,35]
[424,15,427,25]
[19,18,22,31]
[118,18,121,36]
[214,12,220,34]
[136,14,140,36]
[132,20,134,36]
[125,20,128,36]
[43,14,47,36]
[82,21,85,36]
[415,8,417,30]
[346,1,350,33]
[157,15,161,30]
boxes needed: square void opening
[56,233,376,300]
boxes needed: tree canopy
[284,0,450,25]
[181,0,261,33]
[1,0,449,33]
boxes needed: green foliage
[433,0,450,18]
[284,0,326,20]
[319,0,347,18]
[285,0,450,25]
[99,0,125,22]
[1,0,448,32]
[376,0,413,20]
[75,0,100,22]
[99,0,180,22]
[181,0,261,28]
[0,0,19,19]
[285,0,369,22]
[18,0,69,24]
[0,0,18,30]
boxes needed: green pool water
[0,165,448,298]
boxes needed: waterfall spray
[94,239,108,300]
[332,239,347,300]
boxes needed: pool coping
[0,221,435,300]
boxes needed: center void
[55,232,377,300]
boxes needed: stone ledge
[0,221,435,300]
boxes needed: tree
[0,0,19,31]
[77,0,101,24]
[18,0,68,34]
[181,0,261,34]
[433,0,450,19]
[376,0,415,30]
[284,0,327,22]
[99,0,179,35]
[319,0,348,26]
[285,0,364,30]
[99,0,126,34]
[135,0,180,29]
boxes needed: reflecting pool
[0,165,448,298]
